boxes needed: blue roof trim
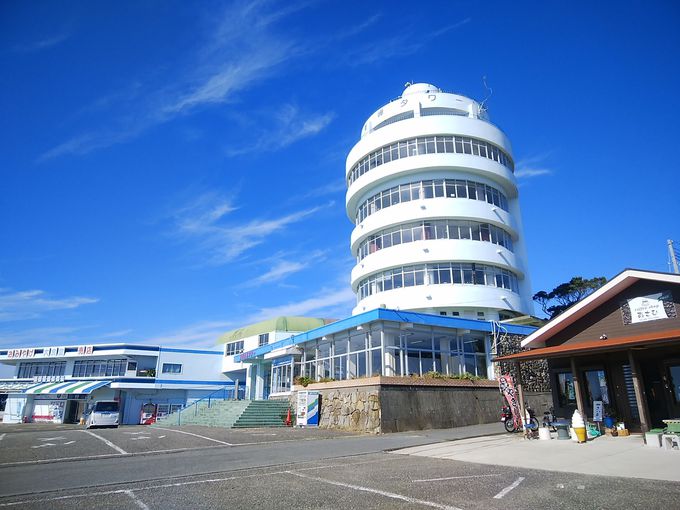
[160,347,223,355]
[235,308,537,362]
[153,379,233,385]
[93,344,161,352]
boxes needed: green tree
[533,276,607,319]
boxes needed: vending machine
[140,403,157,425]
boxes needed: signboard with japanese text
[77,345,94,355]
[43,347,66,357]
[6,348,36,359]
[593,400,603,422]
[621,291,676,325]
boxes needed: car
[84,400,120,428]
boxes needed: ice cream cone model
[572,409,587,443]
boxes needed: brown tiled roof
[494,328,680,361]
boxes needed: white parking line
[82,430,128,454]
[124,490,150,510]
[287,471,464,510]
[151,426,233,446]
[0,433,6,441]
[493,477,525,499]
[413,474,501,482]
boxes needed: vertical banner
[297,391,320,427]
[306,390,319,426]
[498,374,523,430]
[593,400,603,422]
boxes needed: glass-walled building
[232,308,536,400]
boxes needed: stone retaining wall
[292,377,551,433]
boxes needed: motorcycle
[501,403,539,433]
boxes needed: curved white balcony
[352,284,525,316]
[350,241,521,289]
[350,199,517,250]
[346,155,517,218]
[347,115,513,174]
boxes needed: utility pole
[668,239,680,274]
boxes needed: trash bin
[554,420,570,440]
[645,430,663,448]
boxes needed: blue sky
[1,0,679,354]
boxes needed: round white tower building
[346,83,533,321]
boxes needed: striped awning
[24,380,111,395]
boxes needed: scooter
[542,406,558,432]
[501,403,539,433]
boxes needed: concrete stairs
[153,399,292,429]
[232,400,291,428]
[153,399,250,428]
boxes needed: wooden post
[513,360,526,426]
[627,349,651,433]
[570,357,586,418]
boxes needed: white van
[84,400,120,429]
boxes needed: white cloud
[0,325,88,349]
[0,289,98,322]
[14,32,70,53]
[226,104,335,156]
[141,320,234,349]
[245,286,356,323]
[515,154,554,179]
[241,250,328,288]
[38,1,312,161]
[172,192,333,264]
[344,17,471,66]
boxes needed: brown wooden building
[495,269,680,432]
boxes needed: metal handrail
[158,379,241,426]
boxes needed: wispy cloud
[240,250,328,288]
[0,325,88,349]
[226,104,334,156]
[515,154,554,180]
[38,1,312,161]
[172,192,333,264]
[13,32,70,53]
[100,329,134,339]
[141,320,234,348]
[343,17,471,66]
[244,286,356,323]
[0,289,98,322]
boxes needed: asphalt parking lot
[2,451,680,510]
[0,423,359,465]
[2,423,679,510]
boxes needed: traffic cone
[285,408,292,427]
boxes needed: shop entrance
[664,361,680,418]
[641,360,669,428]
[64,399,85,424]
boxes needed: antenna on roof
[479,75,493,113]
[404,81,413,88]
[668,239,680,274]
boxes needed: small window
[557,372,576,407]
[162,363,182,374]
[259,333,269,347]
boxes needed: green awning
[217,316,332,344]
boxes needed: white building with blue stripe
[0,343,234,425]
